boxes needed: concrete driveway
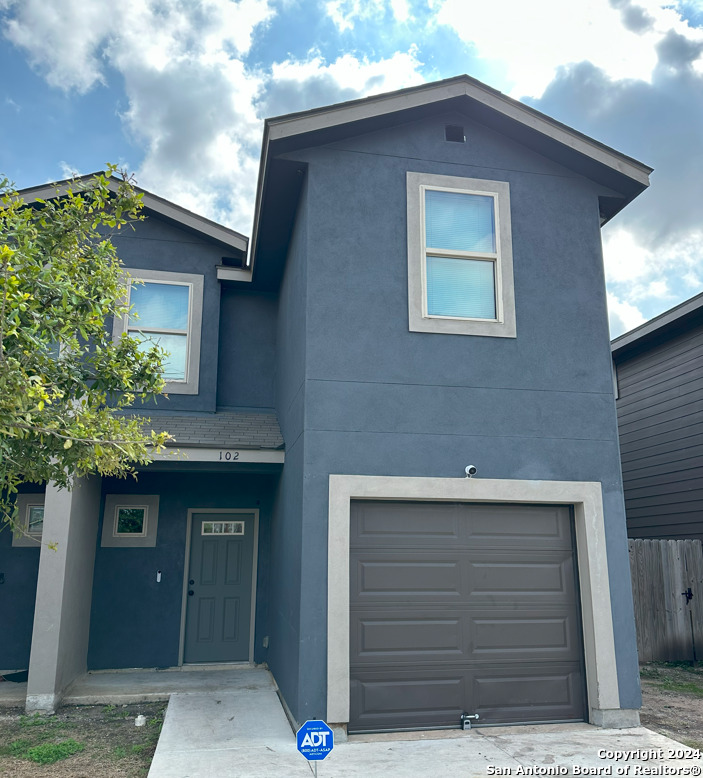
[147,674,702,778]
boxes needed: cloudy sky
[1,0,702,337]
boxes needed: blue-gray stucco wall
[0,484,45,671]
[88,471,276,670]
[217,289,276,409]
[111,216,223,414]
[267,179,309,716]
[272,111,640,721]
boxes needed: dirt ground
[0,702,165,778]
[639,662,703,749]
[0,665,701,776]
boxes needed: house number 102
[219,450,240,461]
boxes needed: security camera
[465,465,477,478]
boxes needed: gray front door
[184,512,255,663]
[349,501,586,732]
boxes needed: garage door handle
[188,590,194,596]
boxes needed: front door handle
[188,590,194,596]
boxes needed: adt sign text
[296,720,334,761]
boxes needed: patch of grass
[18,712,66,731]
[0,701,165,776]
[19,713,47,728]
[640,666,661,679]
[148,711,164,728]
[24,739,84,765]
[651,678,703,697]
[8,739,32,757]
[681,738,703,751]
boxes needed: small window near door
[114,506,148,537]
[11,494,45,547]
[101,494,159,547]
[202,520,245,535]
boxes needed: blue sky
[1,0,702,336]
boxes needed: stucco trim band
[326,474,620,726]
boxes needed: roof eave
[612,290,703,357]
[249,74,652,273]
[19,174,249,255]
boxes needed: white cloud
[603,225,703,331]
[3,0,115,93]
[2,0,428,231]
[432,0,703,97]
[58,161,82,180]
[325,0,411,31]
[390,0,411,22]
[258,47,425,124]
[607,292,646,336]
[2,0,276,230]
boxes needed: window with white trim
[112,269,203,395]
[101,494,160,547]
[114,506,148,537]
[407,172,516,338]
[11,494,45,547]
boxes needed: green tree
[0,168,171,530]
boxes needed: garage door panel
[355,559,461,597]
[351,663,585,730]
[354,616,462,658]
[468,504,571,547]
[471,615,574,656]
[351,673,466,731]
[349,501,586,732]
[473,665,585,723]
[351,607,580,664]
[352,552,576,604]
[352,501,461,546]
[470,557,574,597]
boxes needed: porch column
[26,476,101,712]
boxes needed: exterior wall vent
[445,125,465,143]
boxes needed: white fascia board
[152,447,284,463]
[216,266,253,282]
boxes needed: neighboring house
[612,291,703,541]
[1,75,652,733]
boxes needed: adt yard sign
[296,720,333,761]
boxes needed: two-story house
[1,75,651,734]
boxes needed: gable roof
[611,290,703,360]
[19,174,248,256]
[250,74,653,280]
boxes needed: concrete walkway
[148,676,703,778]
[0,665,269,709]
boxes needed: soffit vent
[445,125,465,143]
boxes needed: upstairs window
[128,281,190,381]
[113,269,203,395]
[407,172,516,338]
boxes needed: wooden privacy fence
[629,539,703,663]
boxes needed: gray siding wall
[88,472,275,670]
[274,111,639,721]
[268,180,309,715]
[616,318,703,540]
